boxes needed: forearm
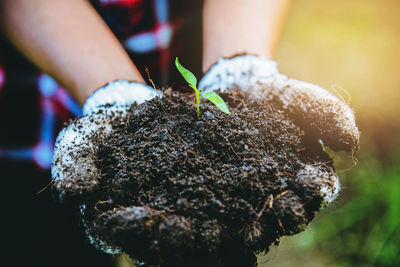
[202,0,290,72]
[0,0,144,104]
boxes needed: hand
[200,55,359,152]
[50,57,360,265]
[51,80,161,203]
[199,54,360,205]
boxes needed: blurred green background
[259,0,400,266]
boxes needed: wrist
[83,80,161,115]
[71,68,146,106]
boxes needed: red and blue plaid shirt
[0,0,176,169]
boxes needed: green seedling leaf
[201,91,230,114]
[175,57,197,89]
[175,57,230,118]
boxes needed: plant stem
[196,90,200,118]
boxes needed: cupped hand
[199,55,359,152]
[51,80,161,203]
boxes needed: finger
[79,204,122,255]
[264,77,360,152]
[272,190,309,235]
[86,206,199,264]
[292,163,340,208]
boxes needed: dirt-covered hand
[199,55,359,152]
[50,58,361,267]
[51,80,161,202]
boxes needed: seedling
[175,57,230,118]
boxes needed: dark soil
[83,90,338,266]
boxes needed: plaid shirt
[0,0,174,169]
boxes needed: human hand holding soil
[200,55,359,152]
[52,80,161,202]
[51,55,359,267]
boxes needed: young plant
[175,57,230,118]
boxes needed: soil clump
[84,90,337,266]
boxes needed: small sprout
[175,57,230,118]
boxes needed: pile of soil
[83,90,337,266]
